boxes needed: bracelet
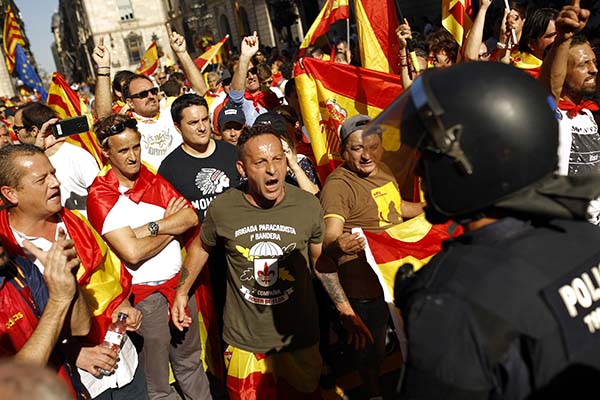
[97,73,110,77]
[97,66,110,70]
[496,42,507,50]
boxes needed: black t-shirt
[397,217,600,399]
[158,140,241,222]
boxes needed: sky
[15,0,59,74]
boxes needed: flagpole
[346,18,350,48]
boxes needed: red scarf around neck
[557,98,600,118]
[244,89,280,112]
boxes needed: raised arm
[16,233,89,365]
[92,37,113,119]
[232,32,259,93]
[539,0,590,101]
[396,19,416,89]
[463,0,492,61]
[168,25,208,97]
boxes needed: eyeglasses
[247,67,258,76]
[128,87,159,99]
[261,79,273,86]
[478,51,492,59]
[12,124,25,131]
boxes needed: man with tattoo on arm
[171,125,371,399]
[86,114,212,400]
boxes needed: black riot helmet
[368,62,559,223]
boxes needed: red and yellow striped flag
[136,41,159,76]
[294,57,402,181]
[46,72,104,167]
[194,34,230,72]
[300,0,349,51]
[354,0,400,74]
[3,5,25,74]
[442,0,473,46]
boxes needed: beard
[564,80,598,101]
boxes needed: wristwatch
[147,221,159,237]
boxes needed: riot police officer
[369,61,600,399]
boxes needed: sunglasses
[12,124,25,131]
[128,87,159,99]
[247,67,258,76]
[261,79,273,86]
[100,118,138,146]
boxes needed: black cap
[339,114,371,144]
[253,111,287,136]
[218,106,246,130]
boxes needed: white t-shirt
[557,108,600,176]
[101,186,182,284]
[10,221,137,397]
[48,142,99,218]
[133,103,182,171]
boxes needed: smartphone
[52,116,89,138]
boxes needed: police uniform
[397,217,600,399]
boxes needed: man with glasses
[92,28,208,171]
[229,32,280,126]
[87,114,212,400]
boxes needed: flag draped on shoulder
[300,0,349,51]
[3,5,24,74]
[294,57,402,181]
[194,34,230,72]
[442,0,473,46]
[136,41,159,76]
[0,208,132,344]
[46,72,104,167]
[354,0,400,74]
[14,43,47,99]
[87,164,223,378]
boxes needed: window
[117,0,135,21]
[125,32,143,64]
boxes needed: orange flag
[194,34,230,72]
[300,0,349,51]
[136,41,159,76]
[3,5,25,74]
[354,0,401,74]
[442,0,473,46]
[294,57,402,181]
[46,72,104,167]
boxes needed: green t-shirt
[201,183,323,353]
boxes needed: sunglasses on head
[128,87,159,99]
[101,118,138,146]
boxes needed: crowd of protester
[1,0,600,399]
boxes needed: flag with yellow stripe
[194,34,230,72]
[300,0,349,51]
[136,41,159,76]
[46,72,104,167]
[442,0,473,46]
[3,5,25,74]
[354,0,400,74]
[294,57,402,182]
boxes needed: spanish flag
[294,57,402,181]
[2,5,25,74]
[136,41,159,76]
[442,0,473,46]
[299,0,349,51]
[0,208,132,344]
[194,34,230,73]
[354,0,400,74]
[87,164,223,378]
[357,216,462,353]
[46,72,104,167]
